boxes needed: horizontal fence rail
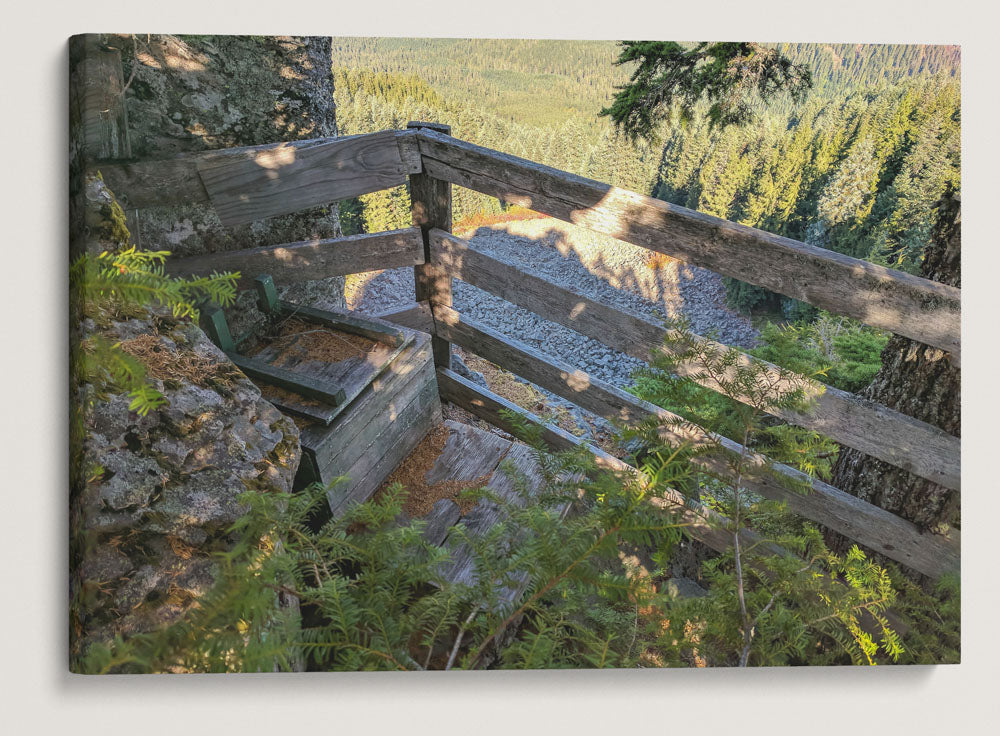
[414,128,961,359]
[431,304,959,579]
[430,230,961,493]
[101,124,962,582]
[165,228,425,287]
[435,366,750,558]
[94,129,422,226]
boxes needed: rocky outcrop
[71,312,301,658]
[69,65,314,659]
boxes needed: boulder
[70,313,301,658]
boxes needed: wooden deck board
[437,442,548,610]
[390,419,553,611]
[424,420,512,486]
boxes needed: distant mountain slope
[779,42,960,93]
[331,38,960,126]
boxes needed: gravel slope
[346,217,758,390]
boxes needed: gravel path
[345,218,758,391]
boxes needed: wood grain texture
[299,335,433,472]
[165,228,425,287]
[94,135,335,209]
[421,499,462,546]
[437,441,544,609]
[433,307,959,579]
[424,420,512,486]
[330,365,438,478]
[431,231,960,493]
[198,129,414,226]
[277,302,406,345]
[395,128,424,174]
[409,122,454,368]
[331,392,442,516]
[415,129,960,357]
[436,367,757,560]
[94,130,414,215]
[227,353,346,405]
[249,315,415,427]
[70,35,132,162]
[375,301,435,334]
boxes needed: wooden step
[378,419,561,611]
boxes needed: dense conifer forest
[332,39,960,315]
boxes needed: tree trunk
[111,34,347,338]
[828,193,961,557]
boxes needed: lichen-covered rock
[70,314,301,657]
[69,35,344,663]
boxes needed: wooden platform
[244,305,415,426]
[389,419,554,609]
[293,328,442,517]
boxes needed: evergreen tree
[601,42,812,140]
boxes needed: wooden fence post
[70,34,136,256]
[407,121,453,368]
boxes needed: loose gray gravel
[346,218,758,391]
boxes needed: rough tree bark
[828,193,961,556]
[106,33,347,338]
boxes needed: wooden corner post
[408,121,453,368]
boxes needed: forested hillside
[331,39,960,315]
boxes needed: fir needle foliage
[78,443,690,673]
[627,317,902,666]
[71,246,237,321]
[77,321,918,672]
[600,42,813,141]
[70,193,239,416]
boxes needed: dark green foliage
[336,196,366,236]
[333,37,633,127]
[76,437,689,672]
[332,38,958,129]
[600,42,812,140]
[626,319,901,665]
[651,533,904,666]
[887,571,960,664]
[722,276,780,315]
[332,66,661,228]
[71,246,238,322]
[330,40,959,300]
[750,315,889,394]
[77,318,918,671]
[334,68,445,109]
[656,79,960,310]
[778,42,959,97]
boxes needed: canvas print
[69,35,960,673]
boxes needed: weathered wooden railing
[95,123,961,580]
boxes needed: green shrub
[76,435,690,673]
[624,318,900,666]
[750,313,889,394]
[78,318,911,671]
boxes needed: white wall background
[5,2,996,733]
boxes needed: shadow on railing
[102,124,961,581]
